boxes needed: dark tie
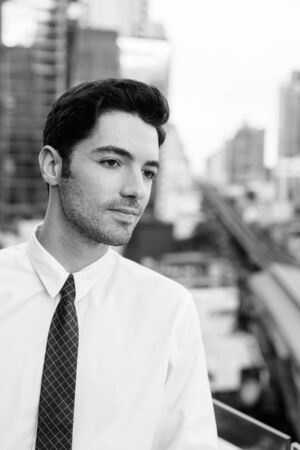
[36,274,79,450]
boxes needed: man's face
[58,111,160,246]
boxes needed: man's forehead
[92,111,160,149]
[95,111,154,132]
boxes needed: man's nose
[120,167,146,199]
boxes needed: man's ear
[39,145,62,187]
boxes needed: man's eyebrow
[91,145,160,170]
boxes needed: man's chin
[98,229,135,247]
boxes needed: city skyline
[2,0,300,175]
[150,0,300,174]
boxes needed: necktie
[36,274,79,450]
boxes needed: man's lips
[109,208,141,216]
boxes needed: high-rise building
[0,0,71,226]
[119,0,149,36]
[226,125,265,185]
[154,124,201,235]
[118,35,170,97]
[84,0,160,38]
[82,0,169,94]
[206,125,265,187]
[205,143,230,187]
[70,27,120,85]
[276,72,300,204]
[115,0,169,96]
[279,71,300,158]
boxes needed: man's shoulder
[111,251,198,331]
[0,242,28,267]
[112,250,190,298]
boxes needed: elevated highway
[201,183,294,269]
[201,183,300,440]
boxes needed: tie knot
[60,274,76,303]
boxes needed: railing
[214,399,300,449]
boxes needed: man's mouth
[108,208,141,222]
[109,206,142,216]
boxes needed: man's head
[39,78,169,247]
[43,78,169,176]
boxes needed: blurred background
[1,0,300,448]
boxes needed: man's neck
[37,219,109,273]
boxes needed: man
[0,78,218,449]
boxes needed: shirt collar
[26,227,115,302]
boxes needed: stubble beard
[66,210,140,246]
[59,177,142,247]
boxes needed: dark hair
[43,78,169,168]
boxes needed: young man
[0,79,218,449]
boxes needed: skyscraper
[84,0,153,37]
[206,125,265,187]
[0,0,70,226]
[228,125,265,185]
[279,71,300,158]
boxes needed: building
[0,0,8,226]
[206,125,265,188]
[206,143,230,188]
[119,0,150,37]
[228,125,265,185]
[274,72,300,206]
[0,0,71,226]
[154,124,202,239]
[81,0,169,92]
[278,71,300,158]
[118,35,170,97]
[70,27,120,85]
[84,0,162,38]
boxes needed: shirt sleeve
[151,289,219,450]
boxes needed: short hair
[43,78,169,165]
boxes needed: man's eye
[101,159,119,168]
[143,170,157,180]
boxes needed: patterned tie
[36,274,79,450]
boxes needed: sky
[150,0,300,174]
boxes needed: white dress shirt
[0,230,218,450]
